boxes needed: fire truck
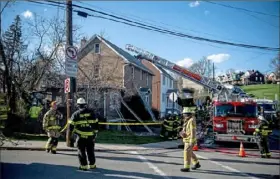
[126,44,259,143]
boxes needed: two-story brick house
[141,59,182,117]
[77,35,153,119]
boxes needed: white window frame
[260,77,262,81]
[94,43,100,54]
[132,66,135,79]
[255,76,258,81]
[145,95,149,103]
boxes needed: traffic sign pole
[66,0,74,148]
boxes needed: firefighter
[160,111,173,139]
[276,110,280,129]
[69,98,99,171]
[180,107,201,172]
[43,101,62,154]
[254,115,273,158]
[172,111,180,140]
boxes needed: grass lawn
[11,130,166,145]
[241,84,280,100]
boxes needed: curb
[0,146,181,152]
[0,147,76,151]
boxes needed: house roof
[78,35,153,75]
[155,65,175,80]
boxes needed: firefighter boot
[191,162,201,170]
[78,165,88,171]
[89,164,96,169]
[180,168,190,172]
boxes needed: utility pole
[213,62,215,81]
[66,0,74,147]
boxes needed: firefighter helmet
[258,115,265,121]
[77,98,87,104]
[182,107,195,114]
[50,101,57,108]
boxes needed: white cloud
[207,53,230,63]
[204,10,210,16]
[22,10,33,19]
[176,58,194,68]
[189,1,200,7]
[44,8,48,12]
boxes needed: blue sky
[3,1,279,76]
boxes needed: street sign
[169,92,178,102]
[64,78,70,93]
[65,45,78,77]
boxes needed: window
[146,75,149,85]
[94,43,100,54]
[170,79,172,88]
[256,72,258,76]
[255,77,258,81]
[163,75,166,85]
[93,64,100,78]
[162,93,165,103]
[260,77,262,81]
[132,66,135,79]
[140,70,143,80]
[145,95,149,103]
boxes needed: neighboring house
[267,72,278,81]
[216,75,224,83]
[77,35,153,118]
[141,59,182,117]
[241,70,265,85]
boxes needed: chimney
[80,37,87,49]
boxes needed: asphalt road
[1,148,279,179]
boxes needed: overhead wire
[204,1,280,18]
[27,0,280,52]
[76,0,248,44]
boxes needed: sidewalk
[0,139,182,151]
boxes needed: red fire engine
[126,44,259,143]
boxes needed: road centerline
[196,154,261,179]
[130,151,170,179]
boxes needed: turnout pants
[184,142,199,169]
[76,136,96,168]
[45,137,58,152]
[257,136,270,157]
[45,130,60,152]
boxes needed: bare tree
[270,53,280,79]
[189,56,213,78]
[0,12,82,132]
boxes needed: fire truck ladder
[125,44,230,100]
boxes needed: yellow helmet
[50,101,57,108]
[182,107,195,114]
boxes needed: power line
[242,11,279,28]
[28,1,274,54]
[28,0,280,52]
[205,1,280,18]
[76,0,249,44]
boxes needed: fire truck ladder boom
[125,44,226,99]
